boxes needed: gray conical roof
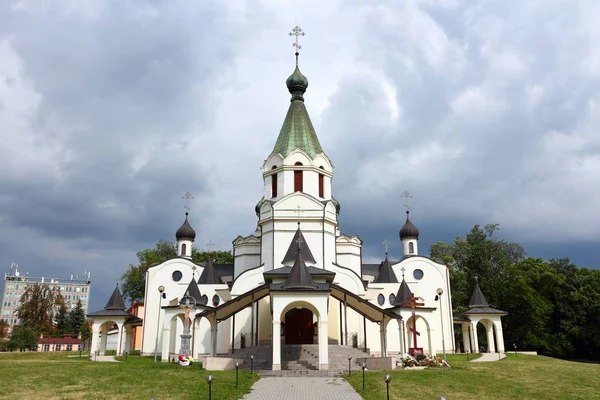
[374,256,398,284]
[105,285,126,310]
[198,257,221,285]
[394,278,412,306]
[468,285,489,308]
[282,227,316,265]
[176,212,196,241]
[282,247,318,290]
[399,211,419,240]
[180,278,202,305]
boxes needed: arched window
[294,162,303,192]
[271,173,278,198]
[181,243,187,256]
[409,242,414,254]
[318,166,324,198]
[377,293,385,306]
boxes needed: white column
[161,316,171,362]
[379,322,386,357]
[124,326,132,352]
[100,324,107,355]
[486,325,496,353]
[91,326,101,356]
[495,321,505,352]
[116,324,124,355]
[398,323,404,354]
[272,320,281,370]
[319,319,329,370]
[471,322,479,353]
[461,323,470,353]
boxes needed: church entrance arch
[284,308,314,344]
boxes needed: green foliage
[121,239,233,303]
[80,321,92,349]
[431,224,600,361]
[16,283,65,336]
[0,318,8,341]
[7,326,37,351]
[68,300,86,336]
[53,302,72,337]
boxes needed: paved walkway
[91,355,119,362]
[242,377,362,400]
[471,352,506,362]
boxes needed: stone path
[91,355,119,362]
[470,352,506,362]
[242,377,362,400]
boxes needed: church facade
[89,53,506,370]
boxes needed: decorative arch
[405,314,432,355]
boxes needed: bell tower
[256,26,339,272]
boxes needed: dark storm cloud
[1,0,599,312]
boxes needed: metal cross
[295,205,304,224]
[181,191,194,212]
[401,190,413,210]
[206,240,215,253]
[191,265,197,278]
[289,25,305,53]
[382,240,391,255]
[400,266,406,279]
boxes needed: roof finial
[401,189,413,213]
[289,24,305,67]
[206,240,215,254]
[295,205,304,227]
[182,191,194,214]
[401,266,406,279]
[295,234,303,254]
[382,239,391,257]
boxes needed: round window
[172,271,183,282]
[377,293,385,306]
[212,295,220,307]
[389,293,396,304]
[413,269,424,280]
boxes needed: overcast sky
[1,0,599,312]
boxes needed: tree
[80,320,92,350]
[16,284,65,336]
[0,319,8,341]
[121,239,234,303]
[430,224,524,311]
[54,302,72,337]
[68,300,86,336]
[7,326,37,351]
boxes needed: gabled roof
[198,257,221,285]
[374,256,398,284]
[282,227,316,265]
[281,250,318,290]
[393,278,412,306]
[180,278,202,305]
[270,65,323,159]
[469,284,489,308]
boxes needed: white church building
[89,50,506,370]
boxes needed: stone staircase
[218,344,370,373]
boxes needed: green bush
[128,350,140,356]
[104,350,116,356]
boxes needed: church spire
[270,26,323,159]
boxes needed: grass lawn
[345,353,600,400]
[0,352,258,400]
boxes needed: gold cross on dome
[289,25,305,53]
[401,190,413,210]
